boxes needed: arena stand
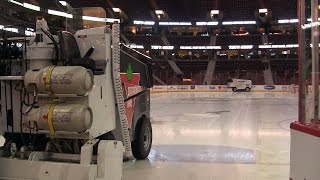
[0,0,300,87]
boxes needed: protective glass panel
[66,7,107,33]
[299,0,320,123]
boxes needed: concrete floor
[123,92,298,180]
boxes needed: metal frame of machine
[0,12,153,179]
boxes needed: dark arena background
[0,0,299,86]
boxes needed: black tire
[132,117,152,160]
[232,87,238,92]
[245,87,251,92]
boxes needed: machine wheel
[245,87,251,92]
[232,87,238,92]
[132,117,152,160]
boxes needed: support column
[311,0,319,120]
[298,0,307,123]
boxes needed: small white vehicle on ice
[227,79,252,92]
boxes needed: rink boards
[151,85,298,93]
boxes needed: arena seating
[265,0,297,19]
[216,35,262,46]
[68,0,110,9]
[157,0,215,20]
[113,0,152,20]
[218,0,259,20]
[127,35,164,46]
[153,61,172,71]
[268,33,298,45]
[2,0,301,86]
[167,36,211,46]
[153,60,298,85]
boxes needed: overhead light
[25,30,35,36]
[222,21,256,25]
[0,27,19,33]
[307,18,320,22]
[259,45,272,49]
[310,44,320,48]
[83,16,105,22]
[151,45,174,50]
[159,22,192,26]
[112,8,121,13]
[82,16,120,23]
[241,45,253,49]
[286,44,299,48]
[259,9,268,13]
[0,25,21,34]
[105,18,120,23]
[180,46,221,50]
[259,44,299,49]
[133,20,155,25]
[23,2,40,11]
[196,22,218,26]
[301,21,320,29]
[278,19,298,24]
[8,0,23,6]
[27,27,34,31]
[272,45,286,48]
[6,28,19,33]
[48,9,73,18]
[128,44,144,49]
[206,46,221,50]
[59,1,67,6]
[210,10,219,15]
[155,10,164,15]
[229,45,253,50]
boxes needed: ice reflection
[148,145,256,164]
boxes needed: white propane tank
[24,66,94,95]
[25,104,92,133]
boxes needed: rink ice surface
[0,92,297,179]
[123,92,298,180]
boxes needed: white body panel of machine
[27,20,56,70]
[228,79,252,90]
[88,75,116,138]
[75,27,112,60]
[75,27,116,139]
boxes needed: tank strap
[44,66,56,94]
[47,104,57,135]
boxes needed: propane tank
[25,104,92,133]
[24,66,94,95]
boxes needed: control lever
[84,47,94,58]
